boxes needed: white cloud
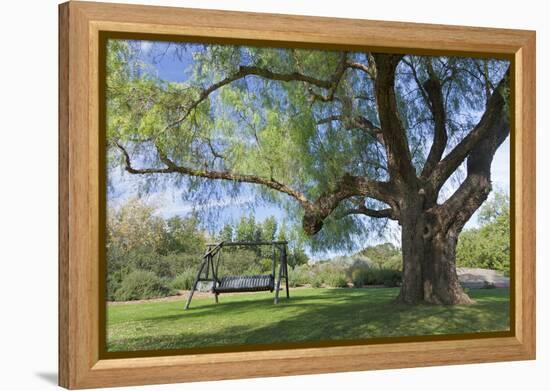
[154,194,255,218]
[140,41,153,54]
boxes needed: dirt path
[457,267,509,288]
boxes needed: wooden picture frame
[59,1,536,389]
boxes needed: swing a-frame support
[184,241,290,310]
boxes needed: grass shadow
[107,288,510,352]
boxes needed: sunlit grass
[106,287,509,352]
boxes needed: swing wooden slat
[214,274,274,293]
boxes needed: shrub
[259,258,274,274]
[317,264,347,288]
[243,265,265,276]
[106,267,130,301]
[106,276,121,301]
[311,275,324,288]
[383,278,398,287]
[169,270,197,290]
[126,249,175,279]
[325,272,348,288]
[288,265,313,287]
[350,268,402,287]
[303,263,349,288]
[114,270,174,301]
[351,268,370,287]
[166,252,203,277]
[288,280,298,288]
[378,269,402,287]
[289,260,402,289]
[482,281,497,289]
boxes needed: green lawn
[106,287,510,352]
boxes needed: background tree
[164,214,205,255]
[456,191,510,273]
[106,199,207,300]
[107,198,165,254]
[234,215,257,242]
[107,40,510,304]
[218,223,234,242]
[261,216,278,242]
[360,243,402,270]
[478,190,510,224]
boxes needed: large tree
[107,40,510,304]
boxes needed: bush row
[288,263,401,289]
[112,270,175,301]
[107,250,403,301]
[350,268,401,288]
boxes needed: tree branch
[238,65,335,89]
[116,141,395,237]
[402,57,430,107]
[402,57,448,177]
[430,68,510,233]
[165,56,351,131]
[115,141,313,209]
[338,203,396,220]
[432,172,492,235]
[346,60,375,77]
[302,174,395,234]
[420,76,448,178]
[316,114,384,144]
[307,52,350,103]
[428,68,510,190]
[204,137,225,166]
[372,53,417,182]
[115,141,173,174]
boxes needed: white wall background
[0,0,546,389]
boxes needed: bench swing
[184,241,290,310]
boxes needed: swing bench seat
[184,241,289,310]
[214,274,274,293]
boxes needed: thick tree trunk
[397,203,473,305]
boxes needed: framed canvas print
[58,1,536,389]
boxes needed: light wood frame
[59,1,536,389]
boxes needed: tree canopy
[106,39,509,260]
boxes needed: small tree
[107,198,165,254]
[218,223,234,242]
[261,216,278,242]
[163,214,205,255]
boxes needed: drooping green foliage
[106,39,509,253]
[456,191,510,273]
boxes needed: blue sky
[107,39,510,255]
